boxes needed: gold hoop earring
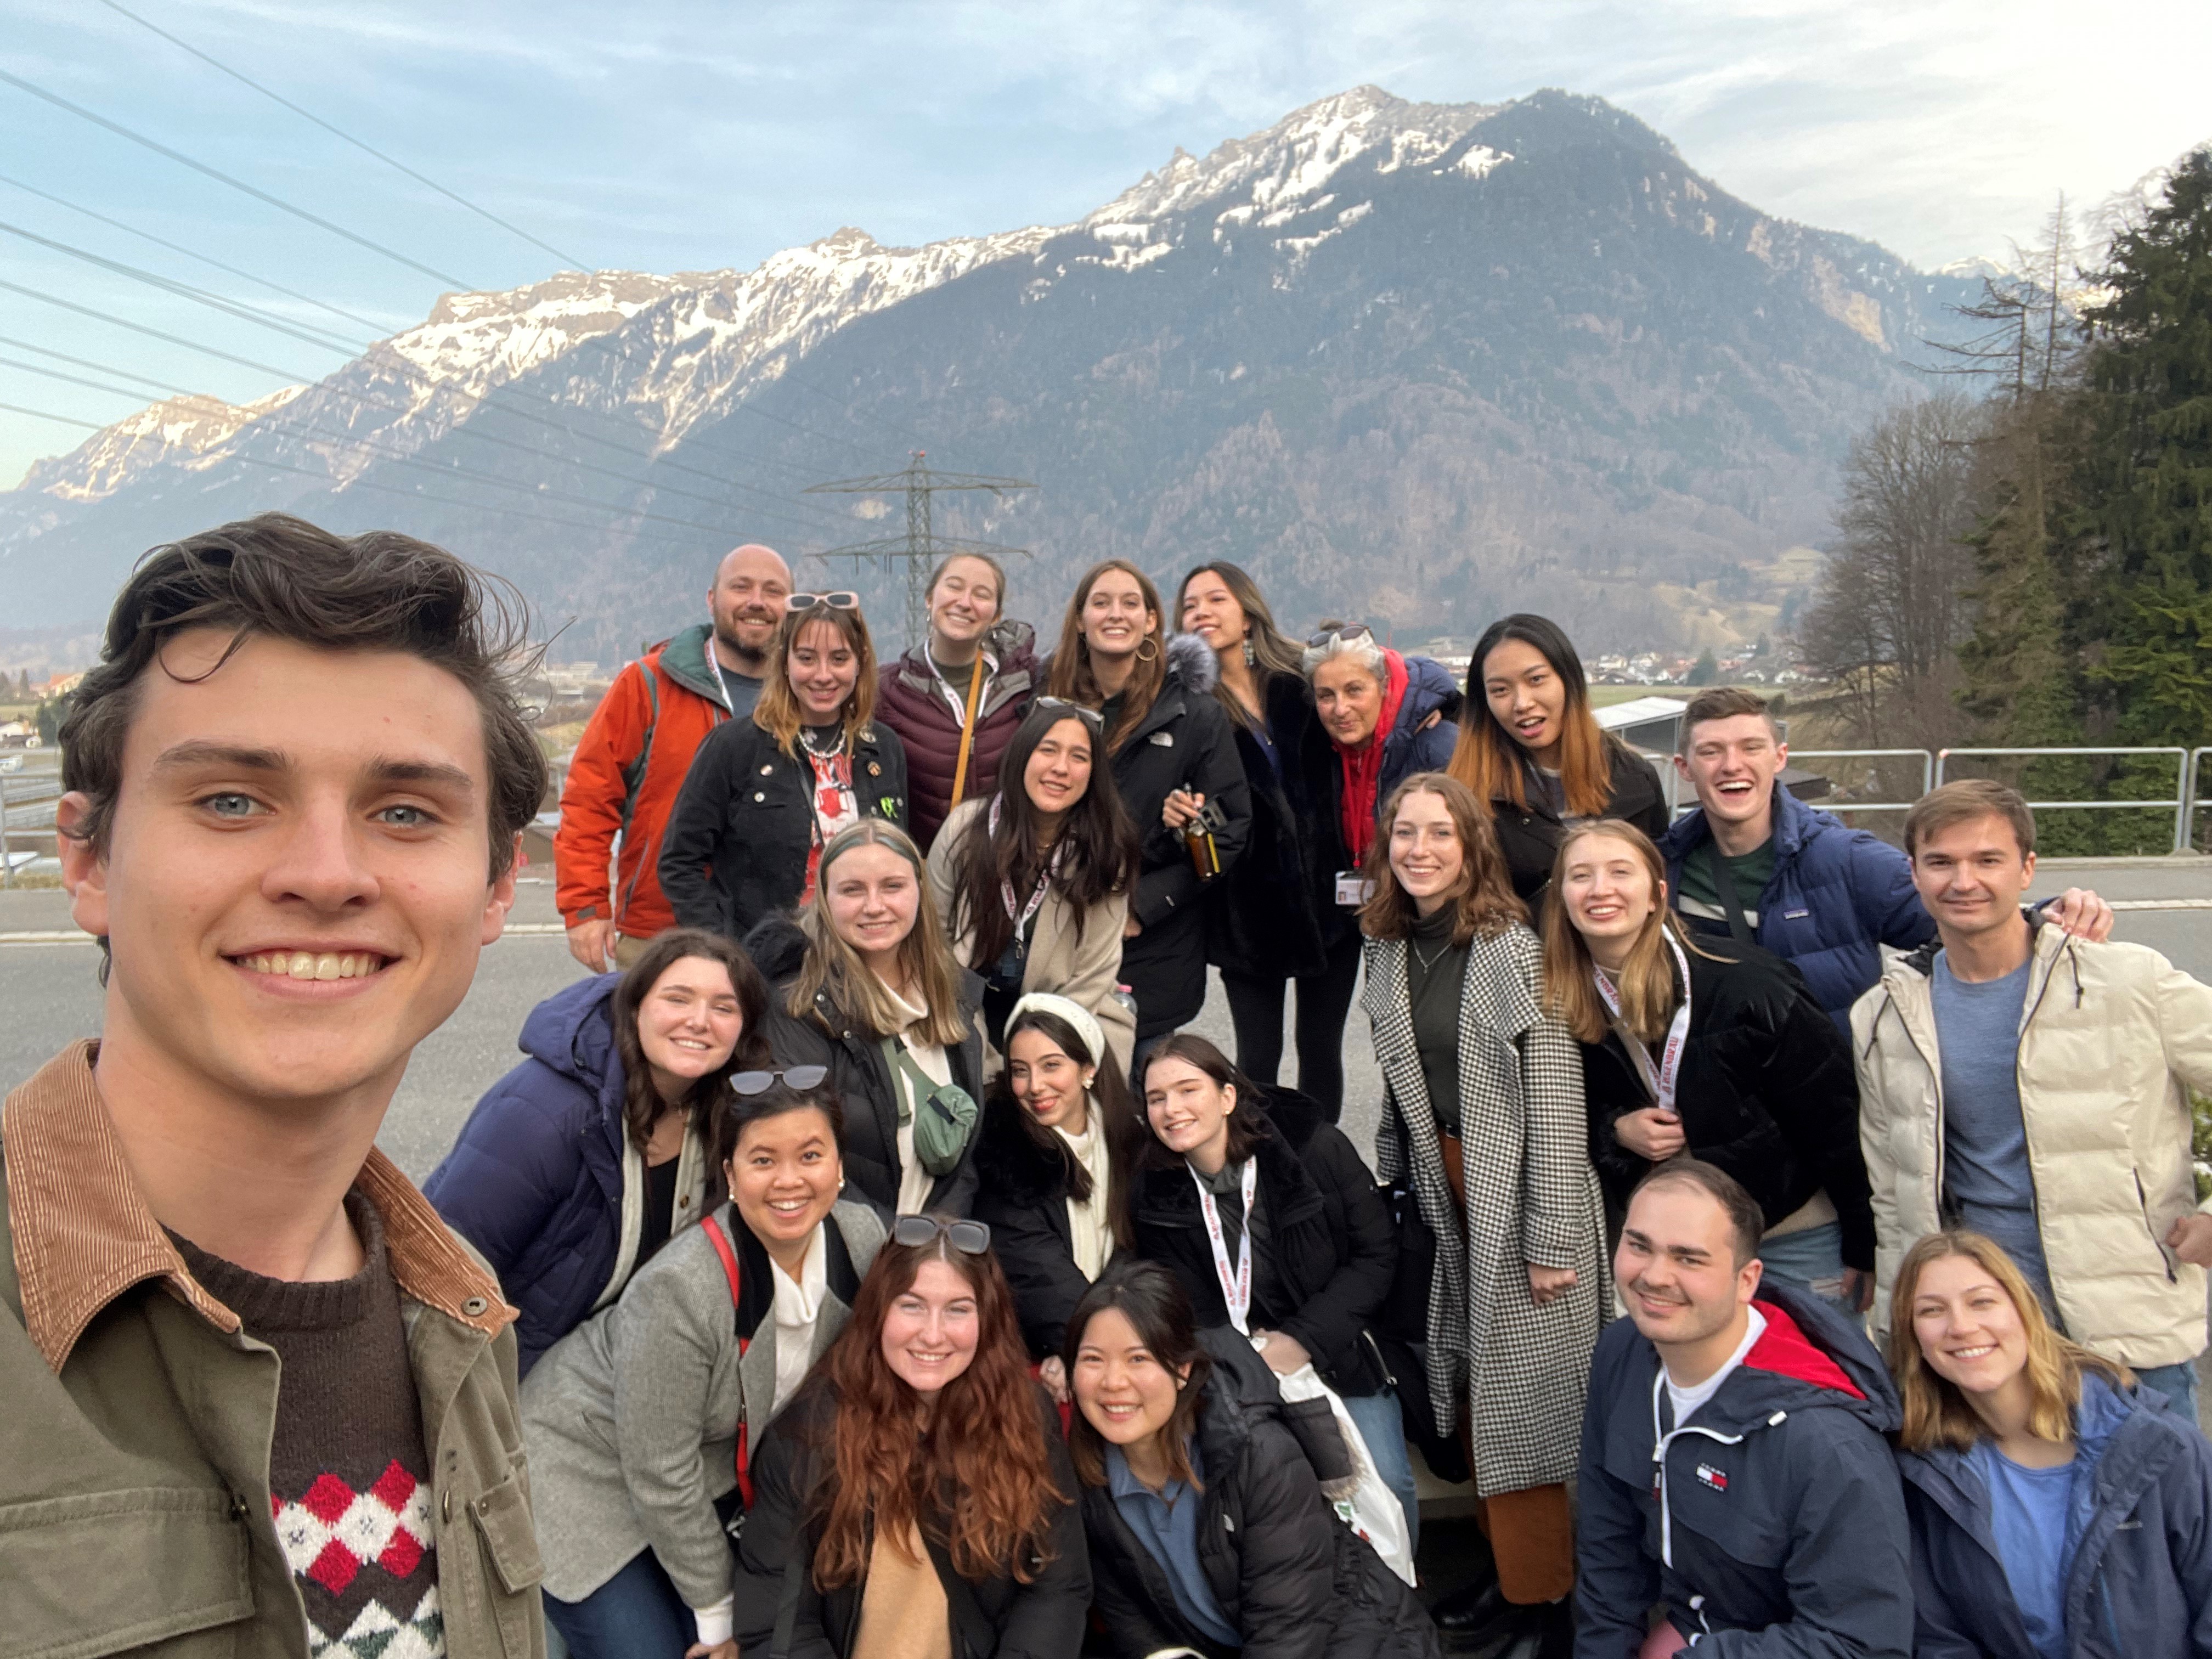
[1136,637,1160,663]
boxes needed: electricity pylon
[804,452,1035,647]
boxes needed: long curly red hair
[801,1230,1066,1589]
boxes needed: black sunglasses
[892,1215,992,1254]
[1306,622,1374,648]
[1034,695,1104,728]
[729,1065,831,1096]
[788,591,860,613]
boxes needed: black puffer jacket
[1486,736,1667,904]
[660,716,909,940]
[1206,668,1341,979]
[1132,1086,1396,1396]
[973,1087,1116,1359]
[1580,934,1874,1269]
[1103,633,1252,1037]
[735,1381,1090,1658]
[746,913,985,1219]
[1080,1329,1440,1659]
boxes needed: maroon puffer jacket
[875,619,1040,850]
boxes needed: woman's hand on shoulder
[1038,1355,1069,1403]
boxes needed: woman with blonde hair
[1445,613,1664,903]
[663,592,908,938]
[1046,558,1249,1047]
[749,821,985,1217]
[1540,817,1872,1311]
[1356,771,1605,1650]
[1889,1229,2212,1657]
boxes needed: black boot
[1431,1576,1511,1633]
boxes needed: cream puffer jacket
[1853,921,2212,1367]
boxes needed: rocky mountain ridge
[2,85,1978,655]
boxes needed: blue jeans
[1341,1386,1420,1555]
[1756,1221,1860,1317]
[543,1549,693,1659]
[2135,1361,2202,1428]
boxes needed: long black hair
[950,701,1138,968]
[1063,1260,1212,1491]
[987,1003,1146,1249]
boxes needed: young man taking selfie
[1,515,549,1657]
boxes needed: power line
[0,274,860,534]
[97,0,592,273]
[0,332,183,393]
[807,452,1034,644]
[0,169,397,338]
[0,66,471,289]
[0,217,371,357]
[0,400,107,431]
[0,354,171,402]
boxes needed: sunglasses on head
[788,591,861,613]
[1034,696,1104,728]
[892,1215,992,1254]
[729,1065,830,1096]
[1307,623,1374,648]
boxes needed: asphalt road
[5,857,2208,1185]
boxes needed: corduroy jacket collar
[4,1040,513,1372]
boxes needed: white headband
[1006,992,1107,1071]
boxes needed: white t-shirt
[1056,1106,1114,1282]
[770,1223,829,1418]
[882,979,952,1217]
[1663,1305,1767,1431]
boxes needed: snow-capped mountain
[2,86,1980,653]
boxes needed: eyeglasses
[729,1065,831,1096]
[891,1215,992,1254]
[788,591,860,613]
[1306,623,1374,648]
[1033,696,1104,728]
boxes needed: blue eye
[377,805,432,827]
[202,793,259,818]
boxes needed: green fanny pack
[884,1039,978,1178]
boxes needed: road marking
[0,922,574,946]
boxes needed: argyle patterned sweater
[174,1195,445,1659]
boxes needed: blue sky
[2,0,2206,487]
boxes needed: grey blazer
[521,1199,887,1606]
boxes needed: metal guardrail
[1937,747,2193,854]
[1785,749,1934,815]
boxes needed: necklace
[1410,927,1455,973]
[800,725,845,759]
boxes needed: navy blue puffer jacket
[1659,783,1932,1034]
[424,974,637,1376]
[1898,1370,2212,1657]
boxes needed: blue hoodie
[1576,1277,1914,1657]
[1658,784,1932,1034]
[424,974,636,1376]
[1897,1370,2212,1658]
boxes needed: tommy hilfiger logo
[1697,1463,1729,1491]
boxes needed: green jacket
[1,1044,548,1659]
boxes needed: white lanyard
[1190,1159,1257,1334]
[1593,931,1693,1114]
[986,795,1058,933]
[932,648,996,723]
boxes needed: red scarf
[1336,649,1409,867]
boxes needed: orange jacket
[556,624,746,938]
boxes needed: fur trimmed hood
[1163,628,1218,696]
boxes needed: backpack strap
[616,657,664,840]
[700,1213,754,1510]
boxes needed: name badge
[1335,871,1373,907]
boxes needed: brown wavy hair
[1046,559,1165,753]
[1358,772,1527,944]
[1446,613,1615,816]
[1539,820,1731,1045]
[801,1227,1066,1589]
[753,601,879,757]
[1888,1229,2131,1454]
[610,927,772,1151]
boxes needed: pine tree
[2074,148,2212,748]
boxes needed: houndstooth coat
[1362,922,1608,1498]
